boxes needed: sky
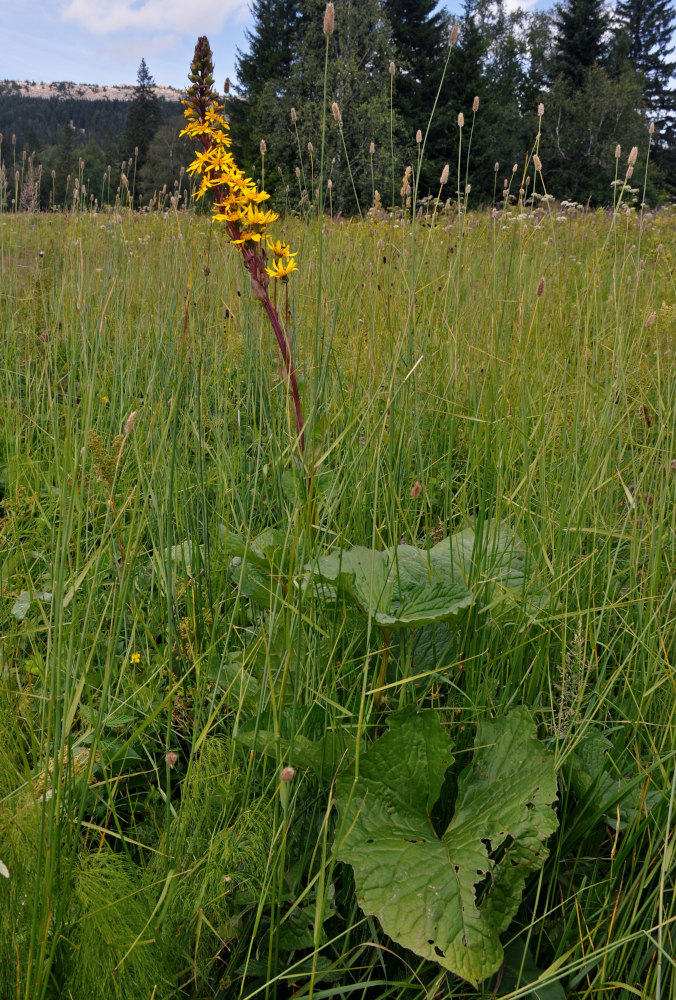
[4,0,542,92]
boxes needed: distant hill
[0,79,184,103]
[0,79,184,156]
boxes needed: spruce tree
[384,0,451,197]
[121,59,162,174]
[614,0,676,112]
[553,0,609,89]
[228,0,301,186]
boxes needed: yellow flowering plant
[181,36,304,449]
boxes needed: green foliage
[334,707,558,986]
[121,59,163,182]
[68,850,171,1000]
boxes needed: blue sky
[5,0,541,91]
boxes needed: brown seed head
[494,162,499,172]
[536,275,546,297]
[295,166,301,178]
[290,106,297,123]
[449,22,459,45]
[369,141,375,155]
[224,77,230,94]
[472,95,479,112]
[332,101,341,123]
[416,129,422,144]
[440,163,449,185]
[538,102,544,117]
[323,2,335,35]
[615,144,621,159]
[457,112,464,128]
[533,153,542,171]
[328,178,333,189]
[649,121,655,135]
[626,165,634,179]
[280,766,296,782]
[307,141,313,153]
[465,183,471,195]
[645,310,656,328]
[260,139,266,155]
[512,163,518,173]
[165,752,179,769]
[628,146,638,166]
[410,480,422,499]
[389,60,395,76]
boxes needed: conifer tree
[121,59,162,174]
[228,0,301,179]
[614,0,676,112]
[553,0,609,89]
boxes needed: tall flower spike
[324,2,334,35]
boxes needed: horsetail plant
[182,36,305,450]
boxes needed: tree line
[227,0,676,209]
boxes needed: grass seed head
[449,22,459,45]
[290,107,297,123]
[457,112,464,128]
[389,60,395,76]
[440,163,449,185]
[538,102,544,116]
[628,146,638,166]
[416,129,422,144]
[332,101,341,123]
[615,144,621,159]
[260,139,266,155]
[472,95,479,112]
[369,141,375,155]
[323,2,334,35]
[537,276,546,296]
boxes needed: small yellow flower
[265,257,299,280]
[102,395,109,403]
[131,652,141,664]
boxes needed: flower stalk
[182,36,304,450]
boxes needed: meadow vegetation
[1,38,676,1000]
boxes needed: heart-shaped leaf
[335,707,558,986]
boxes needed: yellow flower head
[182,40,297,279]
[265,256,299,280]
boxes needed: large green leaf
[309,544,472,630]
[307,521,544,632]
[334,707,558,986]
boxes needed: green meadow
[1,193,675,998]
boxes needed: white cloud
[60,0,247,36]
[503,0,539,10]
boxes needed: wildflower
[131,651,141,664]
[102,395,109,404]
[265,256,299,280]
[182,35,304,447]
[165,752,179,769]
